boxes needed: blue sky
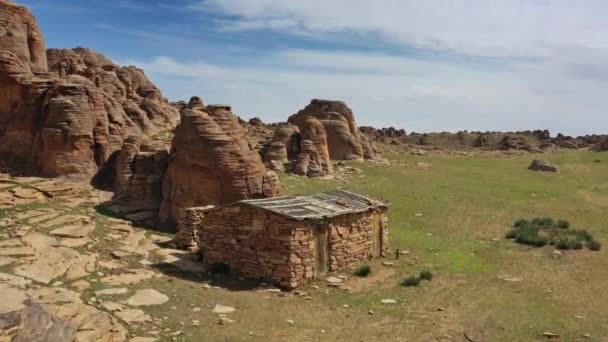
[21,0,608,135]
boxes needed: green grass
[278,149,608,341]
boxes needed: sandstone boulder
[159,105,280,227]
[0,1,178,177]
[111,135,169,220]
[288,99,377,160]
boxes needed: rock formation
[593,137,608,152]
[288,99,377,161]
[295,118,333,177]
[159,103,280,227]
[110,135,169,224]
[0,0,178,177]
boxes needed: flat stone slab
[381,299,398,304]
[14,247,80,284]
[0,256,17,266]
[65,253,98,280]
[115,309,151,323]
[212,304,236,314]
[39,215,90,228]
[27,287,82,305]
[95,288,129,296]
[499,276,523,282]
[0,272,32,289]
[101,301,125,312]
[0,246,36,257]
[126,289,169,306]
[100,269,157,285]
[0,284,27,314]
[60,237,91,248]
[21,232,60,249]
[50,224,95,239]
[326,276,343,284]
[0,238,23,247]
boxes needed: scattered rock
[218,317,235,325]
[541,332,559,338]
[528,160,559,173]
[126,289,169,306]
[286,319,295,325]
[212,304,236,314]
[381,299,398,304]
[326,276,343,284]
[95,288,128,296]
[498,276,523,282]
[115,309,151,324]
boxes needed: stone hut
[197,190,389,289]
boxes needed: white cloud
[121,48,608,135]
[195,0,608,58]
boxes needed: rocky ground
[0,173,205,341]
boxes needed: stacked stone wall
[198,204,389,289]
[327,210,389,271]
[199,205,315,289]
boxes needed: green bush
[353,265,372,277]
[532,217,554,227]
[401,276,421,287]
[556,240,571,250]
[508,218,600,252]
[588,240,602,251]
[573,229,593,242]
[208,262,231,274]
[505,229,518,239]
[571,240,583,250]
[513,219,529,228]
[420,270,433,281]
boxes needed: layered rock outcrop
[593,137,608,152]
[0,0,178,177]
[288,99,377,161]
[110,135,169,224]
[159,104,280,227]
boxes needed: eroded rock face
[0,1,178,177]
[296,118,332,177]
[159,105,279,227]
[112,135,169,218]
[0,1,47,73]
[593,137,608,152]
[288,99,377,161]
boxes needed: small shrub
[353,265,372,277]
[209,262,230,274]
[556,240,571,250]
[588,240,602,251]
[532,217,554,227]
[571,240,583,250]
[574,229,593,242]
[420,270,433,281]
[532,236,549,247]
[513,219,529,228]
[505,229,518,239]
[401,276,421,287]
[556,220,570,229]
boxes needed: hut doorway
[314,224,329,276]
[372,213,383,257]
